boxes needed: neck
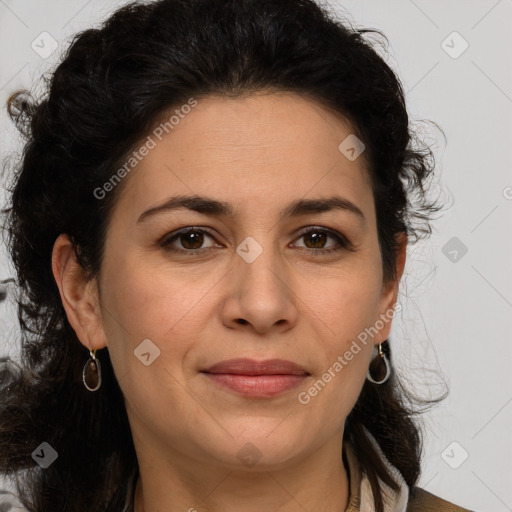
[132,437,349,512]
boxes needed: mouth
[201,358,310,398]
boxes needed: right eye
[160,227,221,255]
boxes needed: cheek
[300,265,381,399]
[99,249,223,373]
[100,257,207,429]
[98,241,220,420]
[304,264,383,338]
[295,339,372,445]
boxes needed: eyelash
[159,226,351,256]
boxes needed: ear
[51,233,108,351]
[375,231,407,344]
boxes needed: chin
[203,426,310,470]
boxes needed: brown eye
[178,230,205,250]
[159,226,351,257]
[293,227,351,255]
[303,231,328,249]
[161,228,218,254]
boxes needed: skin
[52,90,406,512]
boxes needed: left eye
[160,227,350,255]
[292,227,349,253]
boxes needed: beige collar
[344,430,409,512]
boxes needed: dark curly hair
[0,0,449,511]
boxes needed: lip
[201,358,310,398]
[203,358,308,375]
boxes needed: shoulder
[407,486,475,512]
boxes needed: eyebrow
[136,194,366,225]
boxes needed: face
[55,91,404,473]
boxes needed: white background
[0,1,511,511]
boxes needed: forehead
[111,91,374,225]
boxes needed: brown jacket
[343,439,475,512]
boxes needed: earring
[366,341,391,385]
[83,349,102,391]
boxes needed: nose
[220,238,299,335]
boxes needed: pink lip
[201,358,310,398]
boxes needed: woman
[0,0,475,511]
